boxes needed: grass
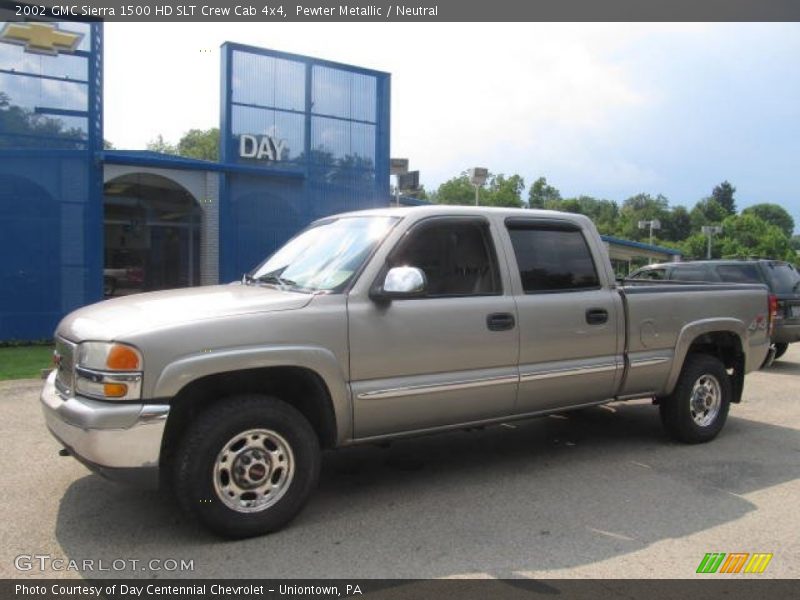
[0,345,54,381]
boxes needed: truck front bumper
[40,371,169,488]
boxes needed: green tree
[716,214,794,260]
[145,128,220,160]
[486,173,525,208]
[433,172,525,207]
[680,232,712,260]
[711,180,737,215]
[741,203,795,237]
[690,197,727,230]
[548,195,620,235]
[683,214,793,260]
[528,176,561,209]
[433,173,475,205]
[177,128,219,161]
[146,134,177,155]
[616,193,670,241]
[661,205,692,242]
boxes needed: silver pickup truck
[41,206,771,537]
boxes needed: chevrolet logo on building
[0,23,83,56]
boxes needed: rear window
[715,264,762,284]
[763,262,800,294]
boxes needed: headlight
[74,342,143,401]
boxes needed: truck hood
[57,284,313,341]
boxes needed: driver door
[347,216,519,439]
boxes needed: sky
[104,23,800,230]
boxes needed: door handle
[487,312,515,331]
[585,308,608,325]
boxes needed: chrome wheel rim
[689,374,722,427]
[213,429,295,513]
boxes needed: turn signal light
[107,344,140,370]
[103,383,128,398]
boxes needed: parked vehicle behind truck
[629,259,800,363]
[41,206,771,537]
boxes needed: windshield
[247,216,398,293]
[764,261,800,294]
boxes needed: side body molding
[153,345,352,443]
[663,318,747,396]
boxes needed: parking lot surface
[2,347,799,579]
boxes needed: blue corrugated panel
[0,22,103,341]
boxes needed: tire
[174,394,320,538]
[659,354,731,444]
[773,343,789,361]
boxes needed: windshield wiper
[255,273,297,289]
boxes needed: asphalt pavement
[2,346,799,579]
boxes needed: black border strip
[4,0,800,22]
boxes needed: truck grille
[54,337,76,398]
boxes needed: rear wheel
[174,394,320,538]
[659,354,731,444]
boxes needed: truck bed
[618,280,770,399]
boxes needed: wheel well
[159,366,337,480]
[686,331,745,403]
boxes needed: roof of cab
[330,204,593,224]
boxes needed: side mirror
[373,266,427,300]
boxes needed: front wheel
[773,343,789,361]
[173,394,320,538]
[659,354,731,444]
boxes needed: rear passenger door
[502,218,623,413]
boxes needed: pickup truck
[41,206,772,538]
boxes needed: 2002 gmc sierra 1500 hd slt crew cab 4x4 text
[41,206,772,537]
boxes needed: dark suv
[629,259,800,361]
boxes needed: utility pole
[702,225,723,259]
[469,167,488,206]
[638,219,662,263]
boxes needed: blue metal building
[0,23,390,340]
